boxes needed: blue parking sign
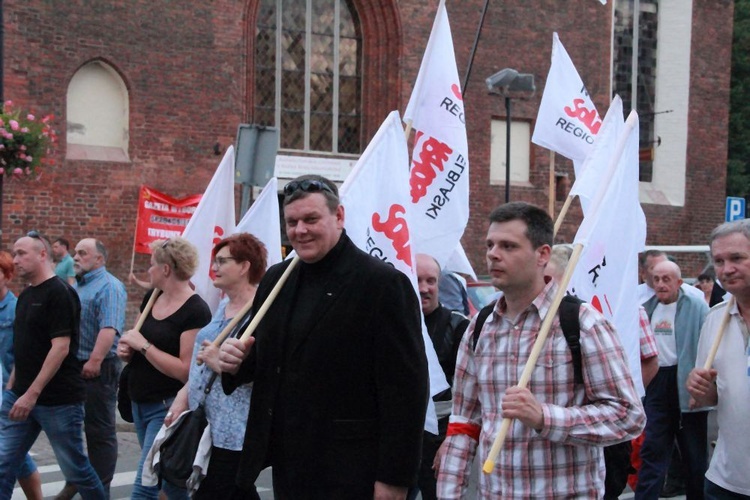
[726,197,746,222]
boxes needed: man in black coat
[220,175,429,499]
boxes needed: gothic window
[255,0,362,155]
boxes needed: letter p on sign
[726,197,746,222]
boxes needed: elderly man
[0,232,104,499]
[437,202,644,498]
[636,260,709,500]
[220,175,428,499]
[687,220,750,498]
[56,239,126,500]
[409,254,469,500]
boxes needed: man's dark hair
[282,174,339,213]
[54,237,70,249]
[638,249,666,268]
[488,202,553,249]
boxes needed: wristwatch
[141,341,152,355]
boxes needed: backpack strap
[471,295,584,385]
[471,301,496,351]
[559,295,584,384]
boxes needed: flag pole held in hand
[238,256,300,344]
[703,296,734,370]
[482,243,584,473]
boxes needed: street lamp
[486,69,535,203]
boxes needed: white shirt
[696,301,750,496]
[651,301,678,367]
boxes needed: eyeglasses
[160,239,177,269]
[283,179,335,197]
[27,230,42,240]
[212,256,236,267]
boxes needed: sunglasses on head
[283,179,335,197]
[27,230,42,240]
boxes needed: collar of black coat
[298,229,349,277]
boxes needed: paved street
[13,420,274,499]
[14,411,713,499]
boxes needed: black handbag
[117,363,133,423]
[158,372,217,489]
[158,403,208,488]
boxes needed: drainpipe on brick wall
[0,0,5,247]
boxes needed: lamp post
[486,69,535,203]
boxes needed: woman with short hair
[118,237,211,500]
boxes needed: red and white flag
[341,110,449,433]
[568,109,647,396]
[403,0,469,268]
[182,146,237,312]
[235,177,283,269]
[532,32,602,165]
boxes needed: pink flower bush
[0,101,57,179]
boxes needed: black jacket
[223,234,429,495]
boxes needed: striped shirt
[73,266,127,360]
[639,305,659,359]
[437,280,645,499]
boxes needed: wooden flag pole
[482,242,584,474]
[553,195,574,237]
[548,150,556,218]
[702,297,734,370]
[238,256,300,344]
[404,119,413,142]
[134,288,161,331]
[194,293,258,366]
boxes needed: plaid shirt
[73,266,127,361]
[638,305,659,360]
[437,280,645,499]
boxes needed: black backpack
[471,294,584,384]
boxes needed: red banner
[134,186,202,254]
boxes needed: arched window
[66,61,129,162]
[254,0,362,155]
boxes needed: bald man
[55,238,126,500]
[636,260,709,500]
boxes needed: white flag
[340,110,449,433]
[235,177,283,269]
[182,146,237,312]
[444,243,477,280]
[569,111,647,396]
[532,32,602,165]
[403,0,469,266]
[570,96,624,213]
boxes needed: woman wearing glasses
[118,237,211,499]
[163,233,267,498]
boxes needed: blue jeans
[635,366,708,500]
[0,390,105,499]
[83,357,121,496]
[131,397,187,500]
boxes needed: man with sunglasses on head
[0,232,105,499]
[220,175,429,499]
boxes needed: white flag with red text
[570,96,624,213]
[182,146,237,312]
[235,177,283,270]
[340,110,449,434]
[532,32,602,165]
[403,0,469,267]
[568,110,647,396]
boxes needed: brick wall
[2,0,733,321]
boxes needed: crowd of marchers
[0,175,748,500]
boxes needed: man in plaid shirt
[436,202,645,498]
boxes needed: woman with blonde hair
[118,237,211,499]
